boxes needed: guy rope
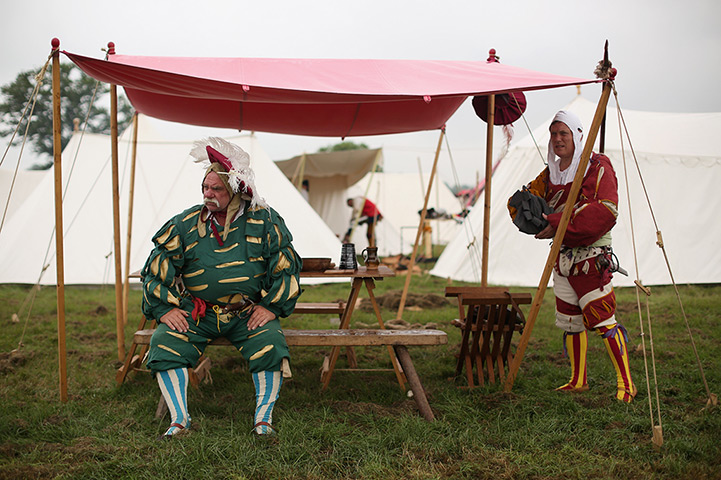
[610,83,717,446]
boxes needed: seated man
[141,137,302,439]
[342,196,382,247]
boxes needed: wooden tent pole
[122,113,139,326]
[110,84,125,362]
[504,82,612,392]
[395,128,445,320]
[51,38,68,403]
[481,94,495,287]
[297,153,306,189]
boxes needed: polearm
[51,38,68,402]
[504,80,612,392]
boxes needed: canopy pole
[395,128,445,320]
[51,38,68,403]
[481,94,495,287]
[110,83,125,362]
[122,113,139,326]
[504,81,612,393]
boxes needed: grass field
[0,269,719,479]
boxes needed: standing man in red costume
[343,196,383,247]
[508,110,636,403]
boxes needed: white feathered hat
[189,137,268,210]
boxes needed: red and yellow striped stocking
[556,330,589,392]
[598,324,636,402]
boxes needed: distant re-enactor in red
[508,110,636,403]
[343,196,383,247]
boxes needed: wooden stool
[445,287,531,388]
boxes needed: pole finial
[107,42,116,55]
[487,48,499,63]
[51,38,60,49]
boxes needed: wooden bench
[117,302,347,386]
[292,302,346,315]
[127,327,447,421]
[445,287,532,388]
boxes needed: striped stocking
[157,367,191,438]
[598,324,637,402]
[252,370,282,435]
[556,330,589,392]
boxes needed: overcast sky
[2,0,720,184]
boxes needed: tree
[0,62,134,169]
[317,141,369,152]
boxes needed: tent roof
[276,148,381,185]
[64,51,596,137]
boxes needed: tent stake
[395,128,444,320]
[51,38,68,403]
[504,82,612,392]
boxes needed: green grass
[0,273,719,480]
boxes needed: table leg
[393,345,435,421]
[322,278,363,389]
[365,278,407,390]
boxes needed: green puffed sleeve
[249,207,302,318]
[140,210,195,321]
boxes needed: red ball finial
[609,67,617,79]
[487,48,499,63]
[107,42,115,55]
[51,38,60,49]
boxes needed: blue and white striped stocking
[157,367,191,437]
[252,370,283,434]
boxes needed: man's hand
[160,308,190,333]
[247,305,276,331]
[535,214,557,239]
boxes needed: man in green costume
[141,137,302,439]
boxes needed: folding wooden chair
[445,287,531,387]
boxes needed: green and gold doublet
[141,203,302,373]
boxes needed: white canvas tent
[431,94,721,287]
[276,149,467,257]
[275,148,380,241]
[350,171,466,256]
[0,167,48,224]
[0,114,344,285]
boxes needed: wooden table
[300,266,406,390]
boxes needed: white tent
[0,115,344,285]
[431,94,721,287]
[276,149,467,257]
[0,167,48,224]
[350,171,465,256]
[275,148,380,242]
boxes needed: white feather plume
[189,137,268,210]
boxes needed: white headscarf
[547,110,585,185]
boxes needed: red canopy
[64,51,596,137]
